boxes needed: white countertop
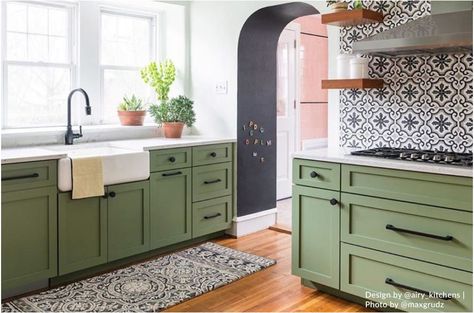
[293,148,473,178]
[1,136,236,164]
[1,147,68,164]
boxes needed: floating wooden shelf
[322,79,384,89]
[321,9,383,26]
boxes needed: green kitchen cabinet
[192,162,232,202]
[292,185,340,289]
[2,187,58,291]
[58,193,108,275]
[107,181,150,261]
[150,168,192,249]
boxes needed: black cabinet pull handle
[210,152,217,157]
[108,191,116,198]
[162,171,182,177]
[330,198,338,205]
[168,156,176,163]
[386,224,453,241]
[310,171,319,178]
[385,278,452,300]
[204,213,221,219]
[204,179,222,184]
[2,173,39,181]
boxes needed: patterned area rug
[2,242,276,312]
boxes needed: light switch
[215,81,228,94]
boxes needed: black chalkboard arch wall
[237,2,319,217]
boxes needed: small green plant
[118,95,144,111]
[140,60,176,101]
[149,95,196,127]
[353,0,363,9]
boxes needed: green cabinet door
[2,187,57,292]
[150,168,192,249]
[292,185,340,289]
[58,193,107,275]
[107,181,150,261]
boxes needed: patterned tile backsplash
[339,0,473,153]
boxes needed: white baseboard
[226,208,277,237]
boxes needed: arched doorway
[237,2,319,218]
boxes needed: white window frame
[98,7,157,124]
[1,0,78,129]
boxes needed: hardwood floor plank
[166,229,366,312]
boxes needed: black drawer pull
[310,171,319,178]
[385,278,452,300]
[108,191,116,198]
[204,179,222,184]
[386,224,453,241]
[204,213,221,219]
[162,171,182,177]
[2,173,40,181]
[329,198,338,206]
[168,156,176,163]
[210,152,217,157]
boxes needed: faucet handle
[73,125,83,139]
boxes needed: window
[1,1,172,129]
[100,10,155,124]
[3,1,74,128]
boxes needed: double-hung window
[2,1,74,128]
[100,10,155,124]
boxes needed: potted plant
[117,94,146,126]
[326,0,348,12]
[148,95,196,138]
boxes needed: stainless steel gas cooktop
[351,147,473,167]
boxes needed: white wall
[189,0,340,148]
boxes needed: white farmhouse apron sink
[44,143,149,192]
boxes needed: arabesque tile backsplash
[339,0,473,152]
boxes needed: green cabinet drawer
[107,181,150,261]
[58,193,107,275]
[192,143,232,166]
[150,169,192,249]
[2,187,58,292]
[341,193,472,271]
[341,165,472,211]
[341,243,473,312]
[292,185,340,289]
[193,163,232,202]
[193,196,232,238]
[293,159,340,191]
[1,160,57,192]
[150,147,191,172]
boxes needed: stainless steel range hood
[352,1,473,57]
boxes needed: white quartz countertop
[1,136,236,164]
[293,148,473,178]
[1,147,68,164]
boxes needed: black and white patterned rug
[2,242,276,312]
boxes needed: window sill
[2,123,159,137]
[1,123,174,148]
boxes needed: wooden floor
[167,229,366,312]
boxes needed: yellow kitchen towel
[71,156,105,199]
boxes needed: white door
[276,25,298,200]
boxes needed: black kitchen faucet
[65,88,92,145]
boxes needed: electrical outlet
[215,81,228,94]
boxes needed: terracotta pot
[162,122,185,138]
[117,110,146,126]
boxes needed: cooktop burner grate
[351,147,473,167]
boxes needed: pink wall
[294,15,328,147]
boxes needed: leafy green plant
[118,95,144,111]
[149,95,196,127]
[140,60,176,101]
